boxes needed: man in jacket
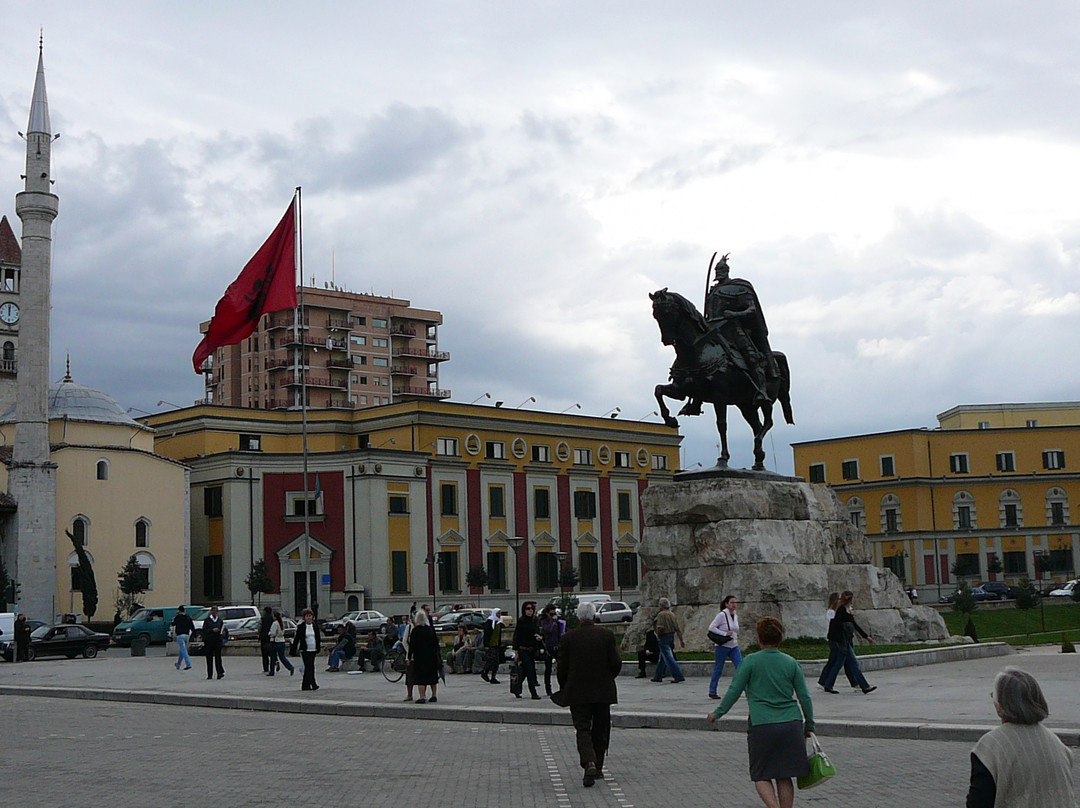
[556,601,621,788]
[259,605,274,674]
[651,597,685,683]
[171,605,194,671]
[202,605,226,680]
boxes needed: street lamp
[553,550,568,605]
[506,536,527,619]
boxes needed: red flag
[192,201,297,373]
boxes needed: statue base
[630,474,949,650]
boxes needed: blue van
[112,606,204,646]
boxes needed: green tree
[987,556,1003,576]
[559,564,580,591]
[117,554,147,616]
[963,616,979,643]
[0,553,10,611]
[951,581,978,615]
[1014,578,1040,610]
[245,559,275,605]
[66,529,98,618]
[465,565,488,592]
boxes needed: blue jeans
[653,633,684,681]
[819,642,869,690]
[708,644,742,695]
[329,649,349,669]
[174,634,191,669]
[272,641,294,674]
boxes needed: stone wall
[625,474,949,650]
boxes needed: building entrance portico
[277,533,332,617]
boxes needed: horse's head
[651,288,706,348]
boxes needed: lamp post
[554,550,568,606]
[615,551,624,603]
[506,536,526,619]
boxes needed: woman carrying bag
[707,594,741,699]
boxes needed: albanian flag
[192,200,297,373]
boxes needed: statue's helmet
[714,253,731,277]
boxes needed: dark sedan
[434,612,489,634]
[1,624,110,661]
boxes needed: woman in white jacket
[707,595,741,699]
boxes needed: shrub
[952,582,978,615]
[1062,633,1075,653]
[1014,578,1040,610]
[964,616,979,643]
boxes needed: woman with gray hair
[407,609,441,704]
[965,668,1074,807]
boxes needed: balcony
[0,358,17,374]
[391,364,418,376]
[326,357,353,370]
[283,335,331,349]
[267,314,306,330]
[278,374,346,389]
[326,318,352,331]
[326,398,359,409]
[395,385,451,399]
[390,326,418,337]
[392,347,450,362]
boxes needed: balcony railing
[395,386,451,399]
[267,314,306,330]
[391,364,418,376]
[0,358,17,374]
[392,347,450,361]
[278,374,346,389]
[326,318,352,331]
[390,326,417,337]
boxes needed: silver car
[594,601,633,623]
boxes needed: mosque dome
[0,370,150,430]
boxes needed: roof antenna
[63,353,72,383]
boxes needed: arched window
[1047,487,1069,527]
[845,496,865,529]
[2,341,13,361]
[133,551,155,591]
[67,550,95,593]
[96,459,109,481]
[347,594,360,611]
[998,489,1022,528]
[953,491,976,530]
[71,515,89,547]
[880,494,901,534]
[134,518,150,548]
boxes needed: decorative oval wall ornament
[235,467,245,476]
[511,438,527,459]
[555,442,571,462]
[358,464,366,474]
[636,448,650,468]
[374,463,383,473]
[597,445,611,465]
[415,466,425,476]
[465,434,482,456]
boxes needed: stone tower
[7,43,59,620]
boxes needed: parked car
[595,601,634,623]
[939,585,1004,603]
[322,610,391,636]
[433,602,476,620]
[1049,580,1079,597]
[113,606,205,647]
[229,615,297,642]
[434,611,490,634]
[980,581,1020,599]
[1,623,110,661]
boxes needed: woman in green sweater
[707,616,814,808]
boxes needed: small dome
[0,375,149,429]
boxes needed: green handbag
[797,733,836,790]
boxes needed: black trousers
[543,647,558,693]
[205,644,224,678]
[518,649,539,696]
[260,640,274,672]
[482,647,500,677]
[569,703,611,770]
[301,650,318,690]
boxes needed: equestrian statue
[651,253,793,471]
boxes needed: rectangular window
[203,555,223,598]
[883,554,905,581]
[841,460,859,480]
[389,495,409,514]
[1048,548,1073,573]
[977,421,990,429]
[351,316,366,327]
[808,463,826,484]
[614,451,631,468]
[486,551,507,590]
[373,318,388,328]
[440,483,457,516]
[1043,450,1066,470]
[573,448,592,465]
[358,376,368,385]
[1026,419,1038,428]
[954,552,980,577]
[574,490,597,519]
[373,357,389,367]
[372,337,388,348]
[204,486,223,517]
[1003,551,1027,574]
[651,454,669,471]
[1004,503,1018,527]
[531,444,550,463]
[437,550,459,592]
[880,456,895,477]
[350,335,367,346]
[536,553,559,589]
[957,506,972,530]
[1052,502,1066,526]
[291,497,319,517]
[391,551,409,594]
[617,552,639,588]
[485,441,506,460]
[580,553,599,588]
[617,491,632,521]
[885,508,898,533]
[356,355,368,365]
[534,488,551,519]
[949,453,969,474]
[70,565,83,592]
[436,437,459,456]
[996,452,1016,472]
[489,486,505,518]
[239,433,262,451]
[850,511,862,528]
[135,521,148,548]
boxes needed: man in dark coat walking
[556,601,622,787]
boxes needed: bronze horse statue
[650,288,793,471]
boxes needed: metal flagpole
[295,186,312,612]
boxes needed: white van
[0,612,14,648]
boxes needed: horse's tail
[774,351,794,425]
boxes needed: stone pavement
[12,694,1077,808]
[1,643,1078,745]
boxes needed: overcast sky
[2,3,1079,475]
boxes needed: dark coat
[291,621,322,655]
[14,618,32,646]
[827,605,868,645]
[259,610,274,643]
[556,622,621,705]
[202,614,226,648]
[407,624,441,685]
[512,614,539,651]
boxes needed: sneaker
[708,694,720,699]
[583,764,597,788]
[862,686,877,694]
[184,666,191,670]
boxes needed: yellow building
[145,400,679,617]
[0,374,190,620]
[792,403,1080,601]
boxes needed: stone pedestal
[628,473,949,649]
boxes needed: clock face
[0,302,18,325]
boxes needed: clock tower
[6,42,59,621]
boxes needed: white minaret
[8,41,59,620]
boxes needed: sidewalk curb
[5,682,1075,746]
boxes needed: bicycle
[382,645,408,683]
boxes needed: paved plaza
[2,644,1078,807]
